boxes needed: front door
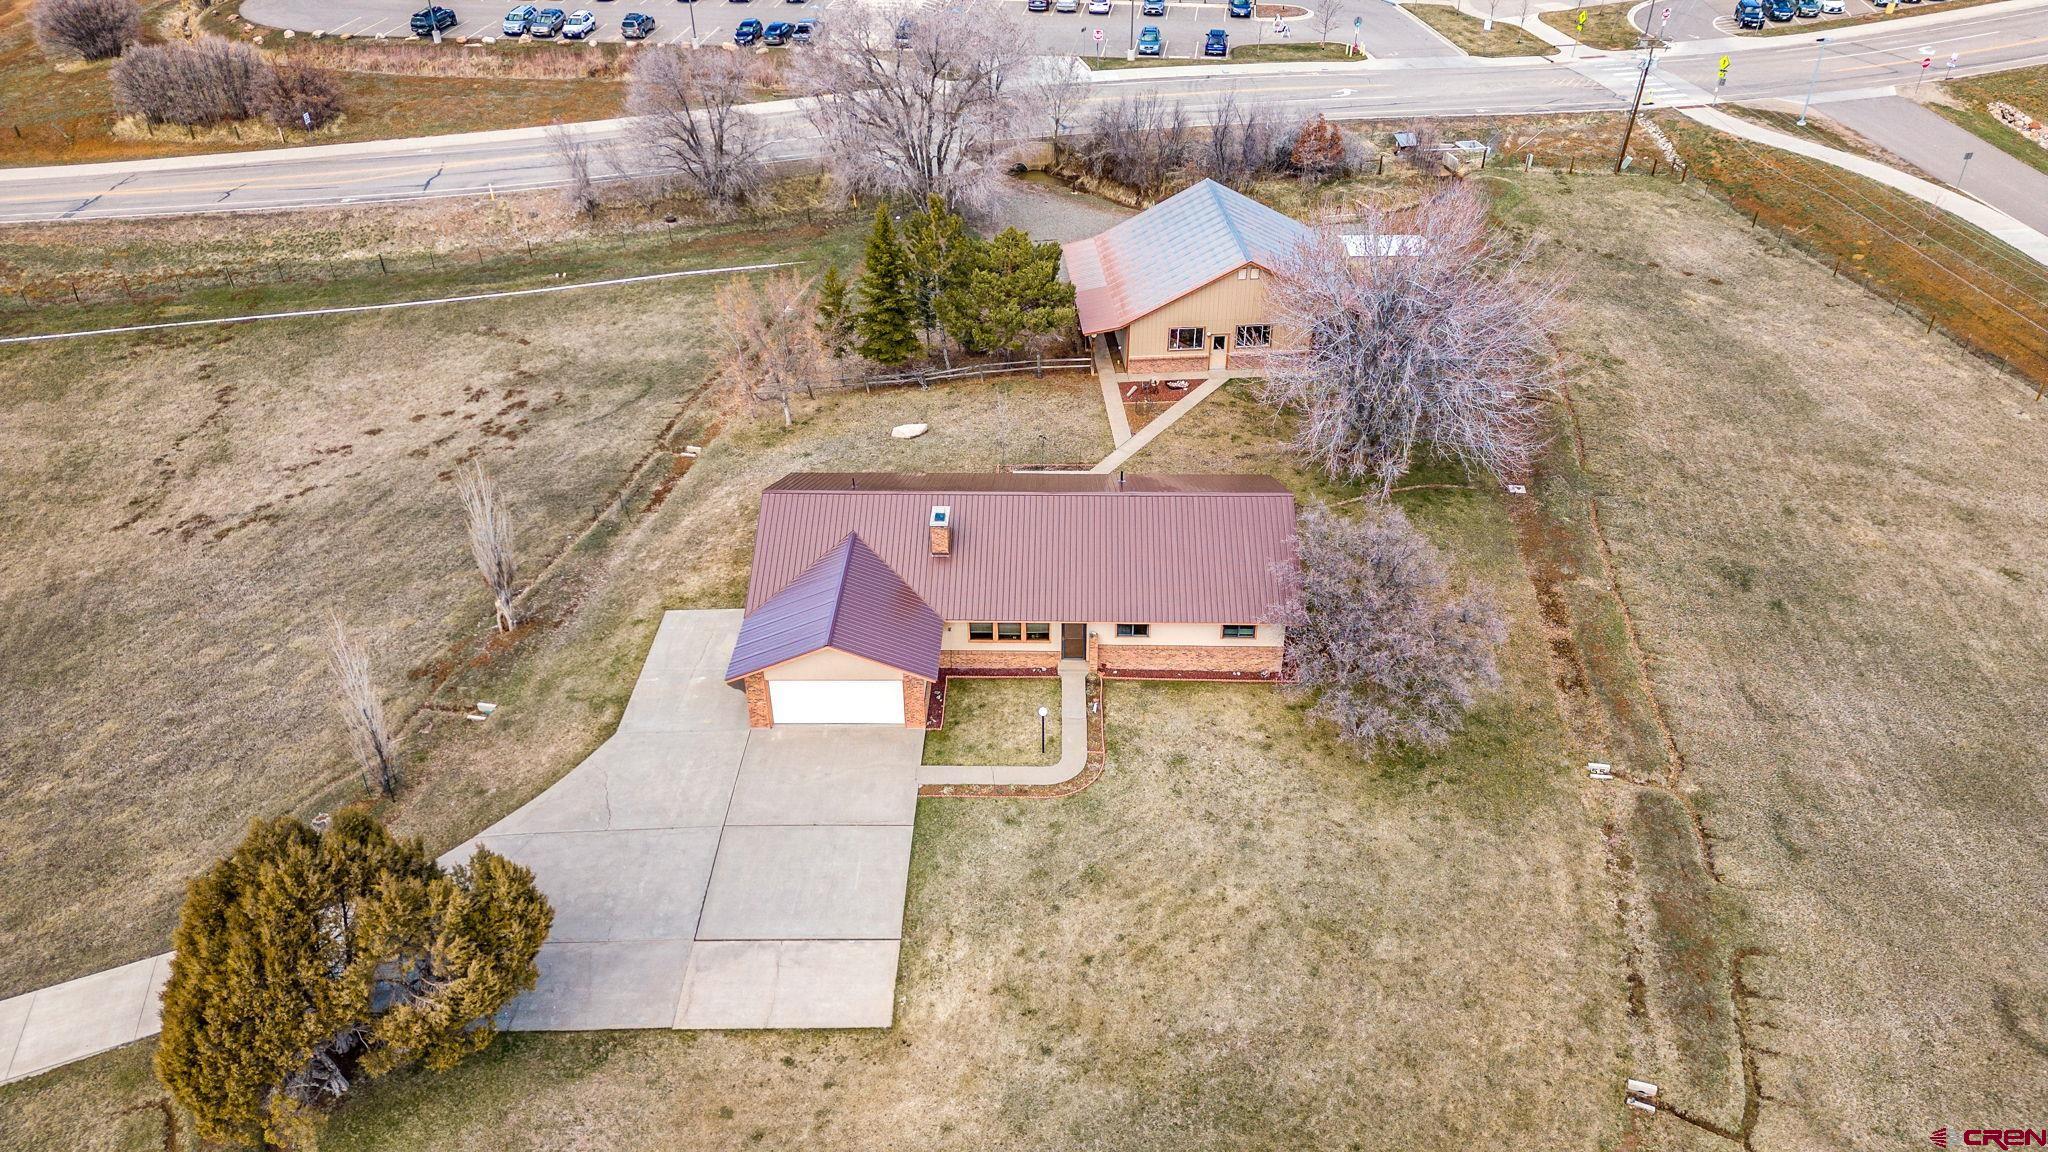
[1209,332,1227,372]
[1060,623,1086,660]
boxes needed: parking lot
[1640,0,1931,41]
[241,0,1458,57]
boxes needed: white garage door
[767,680,905,725]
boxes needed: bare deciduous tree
[326,619,399,797]
[714,271,827,427]
[1263,185,1564,497]
[546,123,600,218]
[256,61,346,131]
[626,46,764,208]
[1037,60,1088,157]
[793,0,1033,210]
[30,0,140,61]
[1279,504,1505,753]
[1067,94,1194,200]
[1312,0,1348,47]
[110,37,268,127]
[1205,92,1282,189]
[455,462,519,632]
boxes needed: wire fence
[755,356,1094,402]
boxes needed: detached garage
[725,534,941,728]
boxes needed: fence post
[1648,157,1659,178]
[1568,157,1575,175]
[378,254,389,275]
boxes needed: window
[1167,327,1205,351]
[997,623,1022,641]
[1234,324,1271,349]
[1222,624,1257,639]
[1116,623,1150,638]
[1249,267,1261,280]
[971,622,1053,642]
[968,623,995,641]
[1025,623,1051,641]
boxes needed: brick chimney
[929,506,952,556]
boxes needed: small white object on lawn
[477,702,498,715]
[891,423,929,440]
[1588,762,1613,780]
[1625,1098,1657,1115]
[1627,1079,1659,1098]
[1506,483,1528,495]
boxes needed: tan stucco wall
[1093,622,1281,647]
[938,620,1060,653]
[760,648,905,681]
[1123,263,1297,361]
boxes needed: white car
[562,8,598,36]
[1087,0,1110,11]
[1818,0,1843,11]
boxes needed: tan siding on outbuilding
[1123,263,1298,364]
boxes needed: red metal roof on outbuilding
[744,473,1297,626]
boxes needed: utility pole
[1613,34,1659,174]
[1796,36,1828,126]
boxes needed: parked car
[1142,0,1164,13]
[1136,23,1161,53]
[763,18,793,42]
[526,6,565,34]
[1087,0,1111,13]
[1818,0,1844,11]
[1027,0,1050,10]
[620,10,655,36]
[1055,0,1078,12]
[562,8,597,36]
[501,3,535,32]
[1227,0,1252,16]
[1794,0,1820,15]
[894,17,914,45]
[1766,0,1794,20]
[410,5,458,34]
[791,16,815,40]
[734,16,763,41]
[1203,26,1227,54]
[1734,0,1764,25]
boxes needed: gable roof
[724,532,943,683]
[743,473,1297,626]
[1061,179,1312,336]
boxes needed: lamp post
[1795,36,1829,127]
[1039,706,1049,755]
[686,0,699,47]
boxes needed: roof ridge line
[821,532,862,651]
[1208,180,1254,263]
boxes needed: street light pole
[1038,706,1049,755]
[686,0,698,46]
[1795,36,1828,126]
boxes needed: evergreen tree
[853,206,922,366]
[156,812,551,1149]
[814,264,854,359]
[935,228,1078,355]
[898,193,971,336]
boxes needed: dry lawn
[1491,171,2048,1147]
[922,677,1063,767]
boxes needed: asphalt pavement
[242,0,1460,57]
[1820,93,2048,235]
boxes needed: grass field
[5,168,2048,1151]
[1932,66,2048,178]
[1539,0,1640,50]
[1404,3,1556,57]
[922,677,1063,767]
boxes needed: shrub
[29,0,141,62]
[155,812,551,1148]
[110,36,268,127]
[257,60,346,130]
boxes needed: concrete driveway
[449,608,927,1031]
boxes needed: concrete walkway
[919,661,1091,789]
[1818,95,2048,239]
[1091,376,1234,474]
[1681,105,2048,270]
[1,610,926,1086]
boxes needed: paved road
[1819,93,2048,235]
[0,0,2044,221]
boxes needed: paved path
[1681,104,2048,268]
[0,610,925,1086]
[920,662,1092,788]
[1091,376,1234,473]
[1818,94,2048,238]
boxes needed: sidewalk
[918,662,1092,789]
[1681,105,2048,269]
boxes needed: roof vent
[929,505,952,557]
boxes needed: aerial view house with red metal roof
[724,473,1297,727]
[1062,178,1311,380]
